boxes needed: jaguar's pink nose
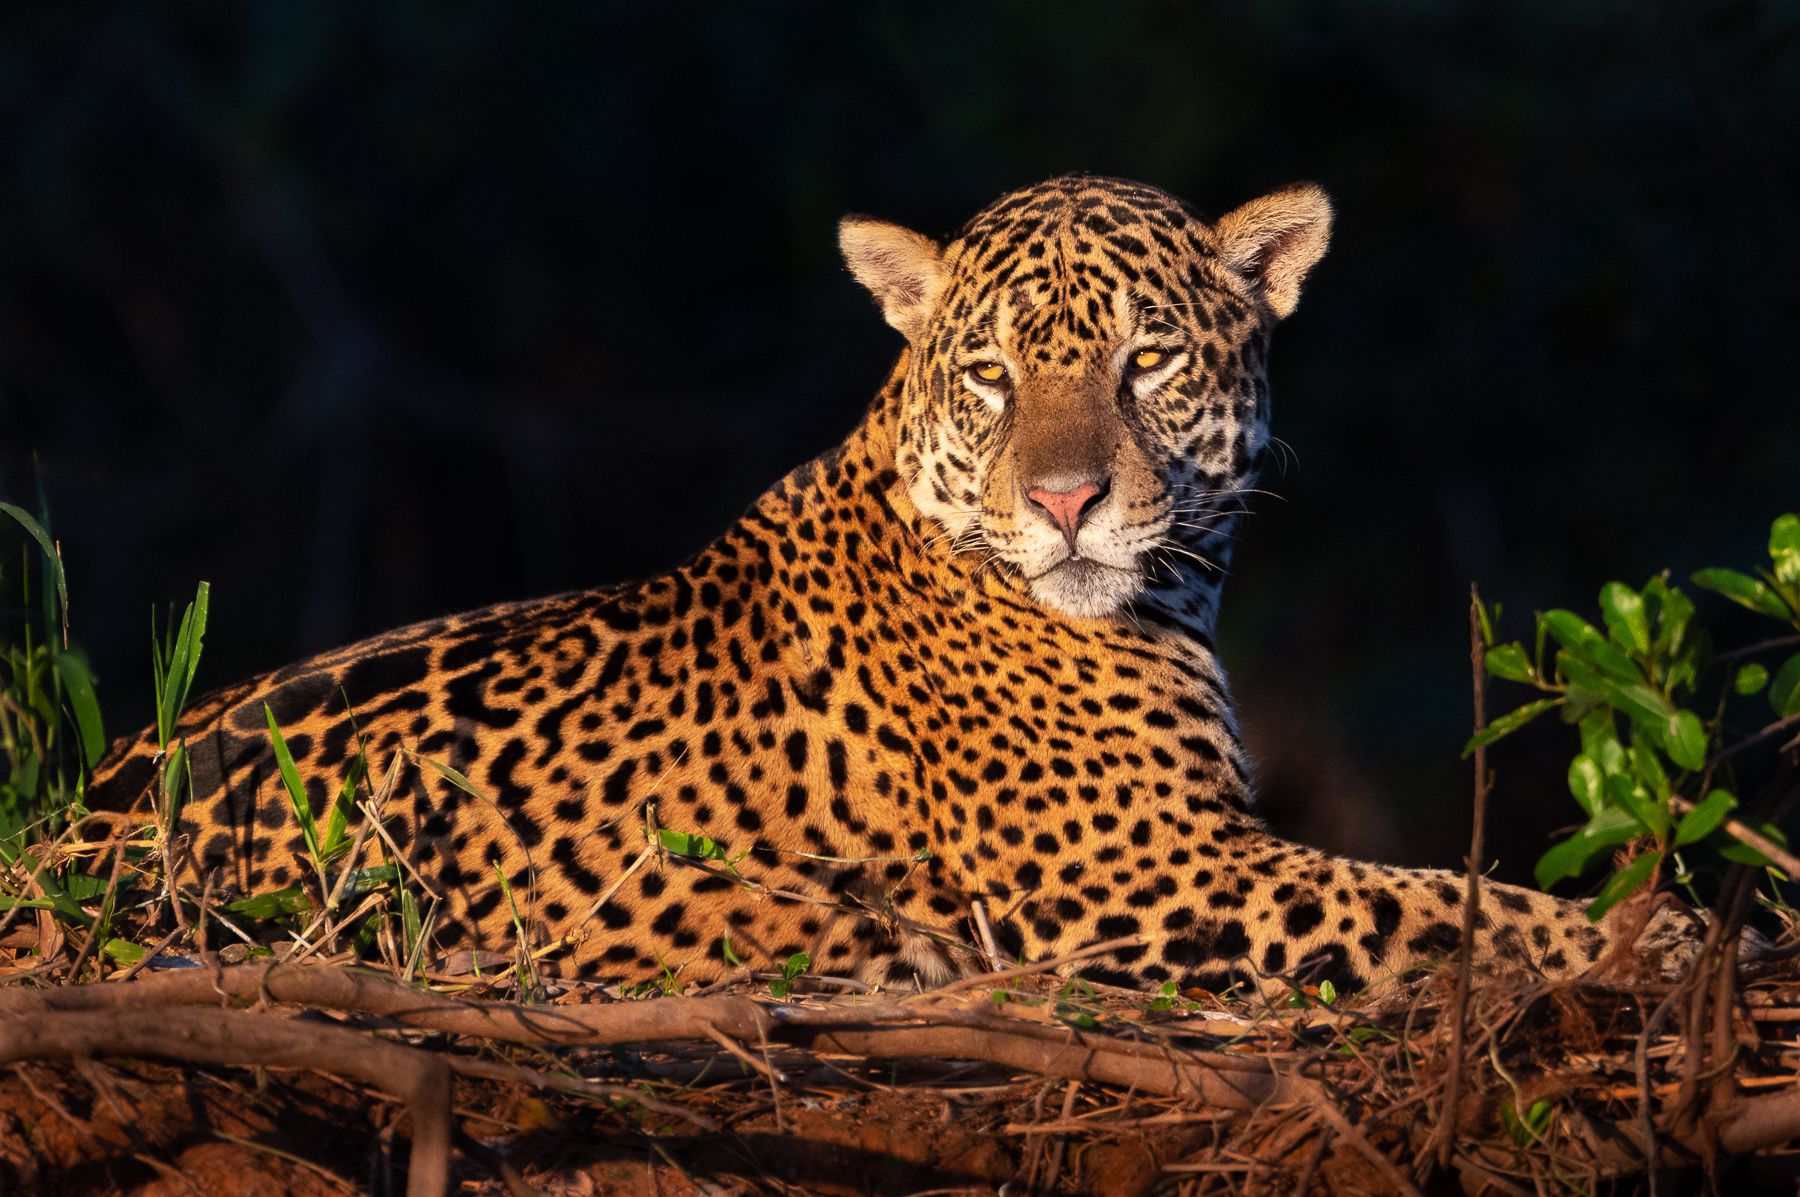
[1025,478,1108,546]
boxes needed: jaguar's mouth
[1025,555,1143,618]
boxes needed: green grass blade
[161,741,190,835]
[416,754,486,800]
[157,582,210,747]
[53,650,106,768]
[179,581,209,699]
[150,607,168,733]
[263,702,320,861]
[400,886,422,961]
[0,502,67,631]
[322,751,368,860]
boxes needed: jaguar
[91,174,1688,995]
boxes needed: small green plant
[0,499,125,968]
[1500,1097,1555,1147]
[623,955,686,999]
[1053,975,1102,1028]
[1475,513,1800,919]
[1,501,105,844]
[768,950,810,999]
[1285,980,1337,1010]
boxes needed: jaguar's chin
[1027,556,1143,618]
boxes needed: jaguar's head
[842,175,1330,620]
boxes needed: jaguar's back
[94,175,1657,993]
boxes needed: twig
[111,923,188,984]
[1712,634,1800,665]
[1432,587,1489,1171]
[703,1024,786,1083]
[1039,1080,1080,1194]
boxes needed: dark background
[2,2,1796,887]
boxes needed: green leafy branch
[1472,514,1800,920]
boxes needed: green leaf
[1599,582,1651,654]
[1545,611,1641,684]
[1735,663,1770,696]
[1578,709,1619,762]
[721,934,744,967]
[53,650,106,769]
[161,741,189,832]
[1607,771,1669,839]
[322,752,367,860]
[225,886,312,919]
[1675,789,1737,847]
[658,828,728,861]
[0,502,68,627]
[1770,653,1800,718]
[338,864,399,895]
[1484,643,1536,684]
[1665,710,1708,772]
[62,873,112,902]
[1718,822,1788,867]
[1604,680,1675,728]
[400,886,422,961]
[1692,568,1792,620]
[1771,514,1800,558]
[1501,1098,1555,1147]
[102,938,146,966]
[1462,698,1562,756]
[1772,515,1800,587]
[1534,806,1643,889]
[1542,609,1601,651]
[264,703,320,861]
[156,583,211,746]
[1719,843,1765,866]
[1628,743,1669,798]
[1317,979,1338,1006]
[782,951,811,979]
[1651,583,1696,656]
[1585,852,1662,921]
[1567,754,1604,817]
[417,755,489,800]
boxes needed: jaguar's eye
[1131,349,1165,372]
[969,362,1007,384]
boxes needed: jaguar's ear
[1211,184,1333,319]
[839,217,947,343]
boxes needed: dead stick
[1432,586,1488,1171]
[0,1006,450,1197]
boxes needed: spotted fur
[91,176,1687,994]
